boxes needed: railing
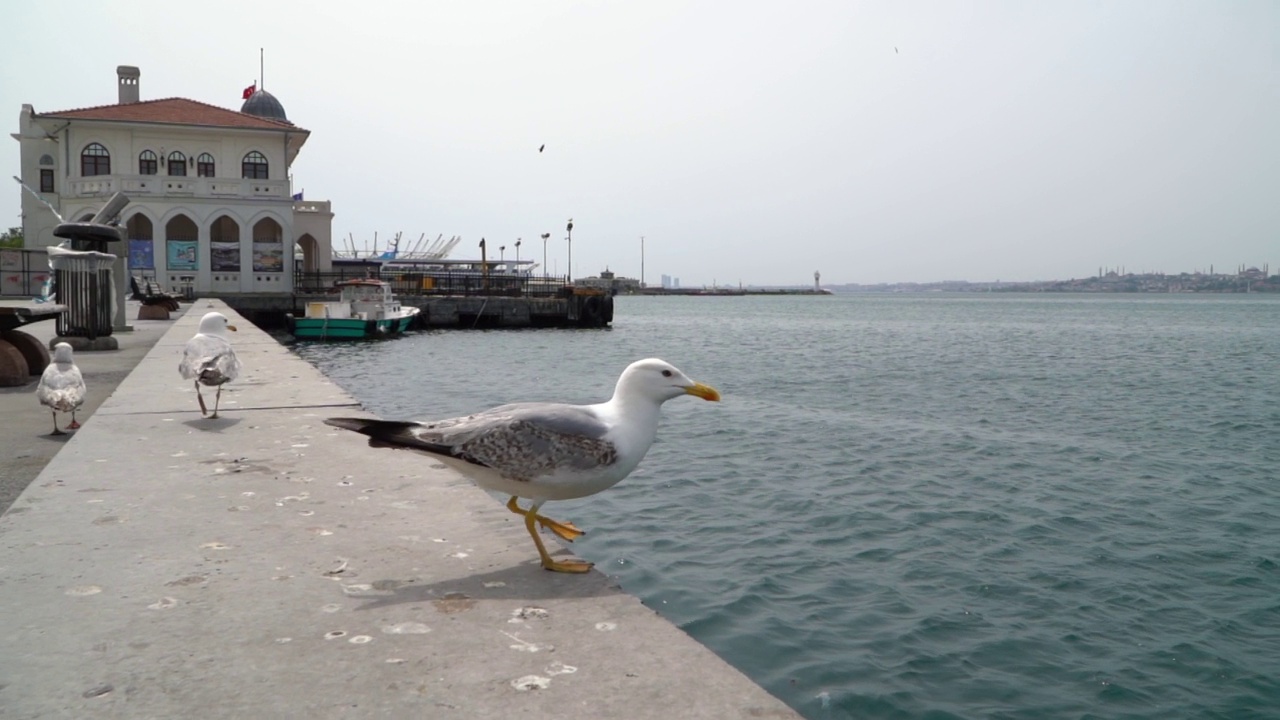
[296,270,572,298]
[0,248,52,297]
[67,175,292,200]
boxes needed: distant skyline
[3,1,1276,286]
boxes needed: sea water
[292,293,1280,719]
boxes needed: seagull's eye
[661,369,673,378]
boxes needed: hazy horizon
[3,1,1276,286]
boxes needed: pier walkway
[0,300,797,719]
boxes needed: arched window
[167,151,187,176]
[81,143,110,176]
[196,153,215,177]
[242,151,268,180]
[39,154,55,192]
[139,150,158,175]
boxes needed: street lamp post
[566,218,574,282]
[515,238,521,264]
[540,233,550,277]
[500,245,506,263]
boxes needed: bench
[130,276,182,318]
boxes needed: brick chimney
[117,65,140,104]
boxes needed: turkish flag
[242,84,256,100]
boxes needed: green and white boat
[287,279,420,340]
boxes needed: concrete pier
[0,300,797,719]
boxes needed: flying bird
[325,358,721,573]
[539,144,545,153]
[895,47,899,53]
[179,312,241,419]
[37,342,86,435]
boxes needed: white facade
[12,66,333,297]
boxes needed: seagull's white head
[198,312,237,336]
[614,358,720,405]
[52,342,74,364]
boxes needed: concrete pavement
[0,301,173,515]
[0,300,799,719]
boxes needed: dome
[240,89,289,123]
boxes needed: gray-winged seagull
[325,358,720,573]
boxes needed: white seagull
[325,358,721,573]
[37,342,86,435]
[179,312,241,418]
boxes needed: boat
[287,278,420,340]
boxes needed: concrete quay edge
[0,299,799,719]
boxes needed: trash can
[49,242,118,341]
[49,197,128,341]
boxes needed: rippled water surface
[291,294,1280,719]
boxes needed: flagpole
[260,48,264,89]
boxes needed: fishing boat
[287,278,420,340]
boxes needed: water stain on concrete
[81,684,113,698]
[164,575,207,587]
[381,622,431,635]
[432,592,475,614]
[511,675,550,691]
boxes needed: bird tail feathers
[324,417,453,455]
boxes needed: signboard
[252,242,283,272]
[211,242,239,271]
[167,240,198,270]
[128,239,154,270]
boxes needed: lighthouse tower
[814,271,821,292]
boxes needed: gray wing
[37,365,85,411]
[404,402,606,441]
[327,403,618,480]
[425,403,616,478]
[180,334,241,384]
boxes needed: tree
[0,227,22,249]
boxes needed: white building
[12,65,333,298]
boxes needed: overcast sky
[3,1,1276,285]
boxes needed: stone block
[1,330,50,375]
[138,304,171,320]
[0,339,30,387]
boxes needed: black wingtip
[325,417,456,457]
[325,417,419,436]
[324,417,375,433]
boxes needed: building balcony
[64,175,292,202]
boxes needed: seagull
[539,144,545,153]
[37,342,86,435]
[325,358,721,573]
[179,312,241,419]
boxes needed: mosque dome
[240,89,289,123]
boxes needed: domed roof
[240,89,289,123]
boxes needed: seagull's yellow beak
[227,325,238,332]
[684,382,721,402]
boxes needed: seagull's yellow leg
[506,496,585,542]
[521,501,593,573]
